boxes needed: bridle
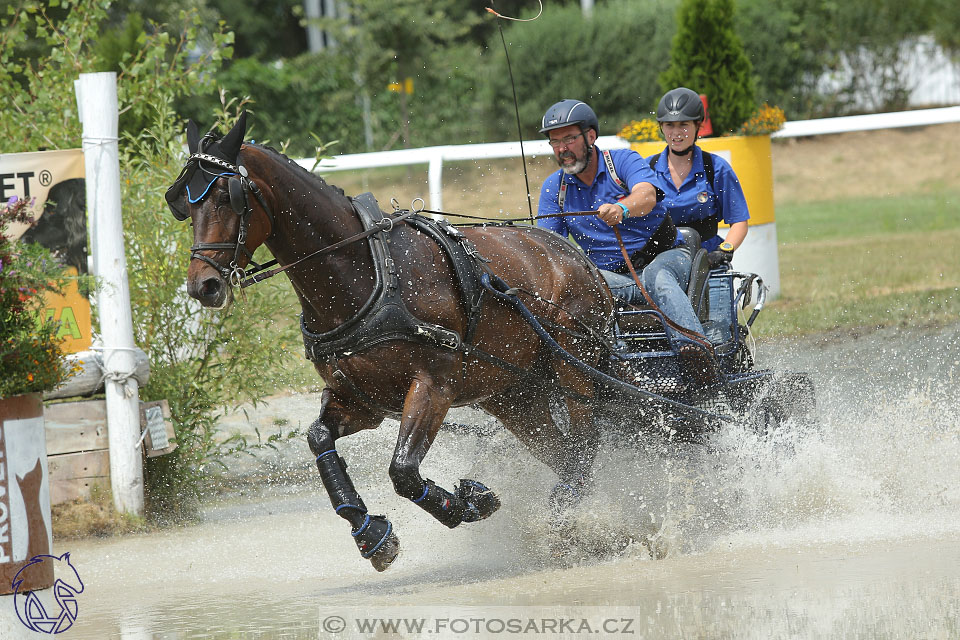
[166,137,276,286]
[166,136,420,291]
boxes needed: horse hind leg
[306,390,400,572]
[482,385,599,517]
[389,378,501,528]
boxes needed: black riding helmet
[540,99,599,136]
[656,87,704,123]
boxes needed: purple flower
[5,196,17,208]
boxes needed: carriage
[601,232,815,439]
[167,113,815,571]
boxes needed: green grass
[775,190,960,244]
[760,189,960,337]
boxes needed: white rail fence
[298,106,960,212]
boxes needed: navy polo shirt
[647,146,750,252]
[537,147,676,270]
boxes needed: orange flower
[27,373,34,382]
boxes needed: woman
[646,87,751,343]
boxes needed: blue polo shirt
[537,147,677,271]
[647,146,750,252]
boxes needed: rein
[613,225,714,350]
[238,207,601,289]
[419,209,601,224]
[239,208,420,289]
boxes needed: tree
[483,0,677,140]
[736,0,831,119]
[0,1,301,524]
[206,0,307,60]
[930,0,960,55]
[311,0,481,150]
[660,0,756,134]
[821,0,941,113]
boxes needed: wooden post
[75,72,144,515]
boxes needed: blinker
[165,162,197,221]
[228,176,246,215]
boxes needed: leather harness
[301,194,490,409]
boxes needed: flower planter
[0,393,54,594]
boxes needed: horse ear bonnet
[186,120,201,154]
[166,112,249,220]
[218,111,247,160]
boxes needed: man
[536,99,707,340]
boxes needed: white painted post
[304,0,323,52]
[75,72,144,516]
[428,151,444,213]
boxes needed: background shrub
[480,0,677,140]
[659,0,756,134]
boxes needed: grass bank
[761,189,960,337]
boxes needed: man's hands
[597,202,628,226]
[707,250,732,267]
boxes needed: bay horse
[167,113,616,571]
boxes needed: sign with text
[1,149,91,353]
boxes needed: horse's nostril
[201,277,222,300]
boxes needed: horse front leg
[306,388,400,572]
[389,377,501,528]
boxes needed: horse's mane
[249,143,347,200]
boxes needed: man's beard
[558,146,590,175]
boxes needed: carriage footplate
[676,341,722,386]
[352,514,400,571]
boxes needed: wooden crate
[43,398,176,505]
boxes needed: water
[1,324,958,639]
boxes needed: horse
[167,113,618,571]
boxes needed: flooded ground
[2,322,959,639]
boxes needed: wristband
[616,201,630,218]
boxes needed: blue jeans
[601,247,706,337]
[706,275,735,343]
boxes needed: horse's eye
[215,191,231,207]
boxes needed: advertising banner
[1,149,92,353]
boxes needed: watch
[719,242,734,253]
[615,201,630,218]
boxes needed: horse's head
[165,112,274,308]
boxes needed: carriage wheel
[748,372,816,436]
[750,396,787,435]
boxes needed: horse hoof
[549,480,584,515]
[369,532,401,572]
[457,479,501,522]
